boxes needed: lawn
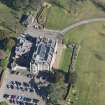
[0,2,24,36]
[46,0,105,30]
[64,22,105,105]
[59,48,71,72]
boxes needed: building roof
[31,38,56,64]
[13,35,35,68]
[11,34,57,73]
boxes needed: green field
[59,48,71,72]
[46,0,105,30]
[64,22,105,105]
[0,2,24,36]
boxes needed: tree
[30,0,43,10]
[0,0,29,10]
[0,0,43,11]
[46,70,67,104]
[47,79,66,105]
[69,71,77,85]
[67,0,86,14]
[6,38,16,50]
[53,70,65,83]
[0,29,10,40]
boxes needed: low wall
[64,43,80,100]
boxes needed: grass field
[0,2,24,36]
[64,22,105,105]
[46,0,105,30]
[59,48,71,72]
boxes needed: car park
[4,77,42,105]
[7,80,38,93]
[3,93,40,105]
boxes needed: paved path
[61,18,105,34]
[0,69,9,100]
[25,27,63,40]
[25,17,105,39]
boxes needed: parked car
[3,94,9,99]
[23,97,31,102]
[33,99,39,103]
[24,102,33,105]
[6,95,11,100]
[20,87,24,91]
[23,82,29,87]
[27,74,33,78]
[7,84,14,89]
[10,81,17,87]
[18,101,24,105]
[29,88,34,92]
[17,96,24,102]
[7,84,11,89]
[15,81,21,86]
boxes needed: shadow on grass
[36,69,68,83]
[29,69,68,100]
